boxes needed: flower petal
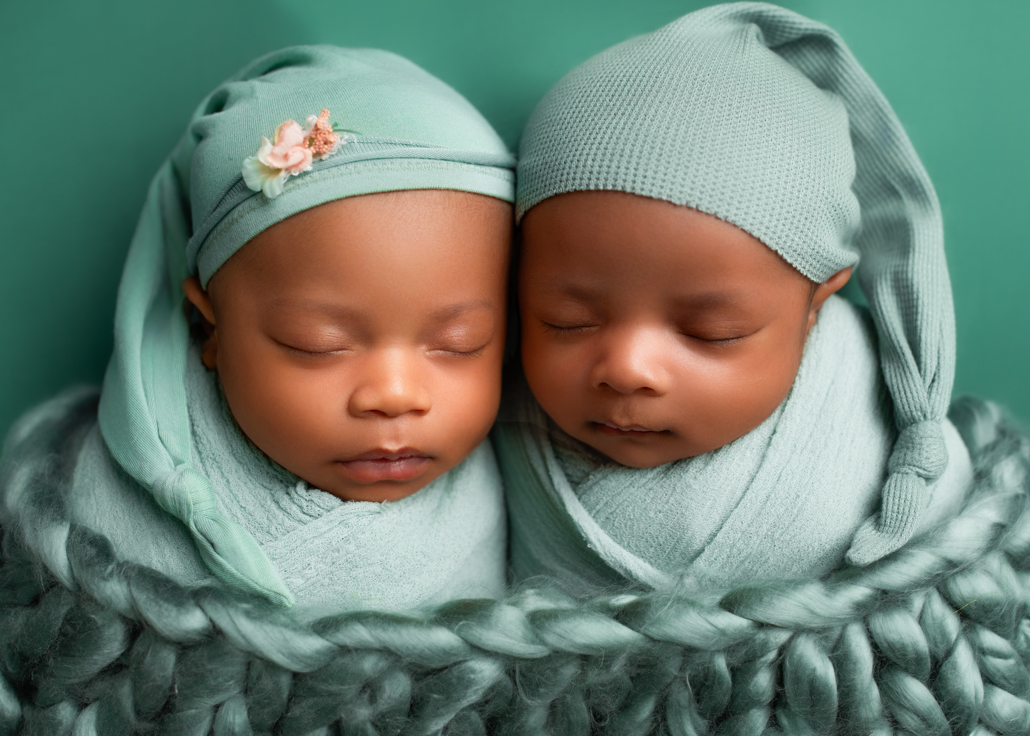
[242,155,277,193]
[284,148,313,174]
[261,169,289,199]
[255,137,274,167]
[273,120,305,151]
[245,115,339,197]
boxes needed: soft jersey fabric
[494,297,972,595]
[70,348,506,619]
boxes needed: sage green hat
[98,46,514,605]
[184,46,514,287]
[517,2,954,565]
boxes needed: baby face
[185,190,511,501]
[519,191,845,468]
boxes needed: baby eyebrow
[545,285,742,312]
[544,283,605,303]
[672,292,739,311]
[266,299,495,321]
[267,298,365,319]
[428,300,496,322]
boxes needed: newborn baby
[3,45,515,617]
[494,3,972,595]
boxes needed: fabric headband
[516,2,955,565]
[97,46,515,605]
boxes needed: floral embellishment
[241,109,356,198]
[306,109,341,157]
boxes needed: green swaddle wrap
[512,2,957,570]
[495,297,972,594]
[62,348,506,618]
[93,45,514,606]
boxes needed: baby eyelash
[542,323,591,335]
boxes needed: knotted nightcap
[98,46,515,605]
[516,2,955,565]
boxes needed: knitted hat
[98,46,515,605]
[516,2,955,566]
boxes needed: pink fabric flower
[264,120,314,174]
[242,109,351,198]
[241,122,313,198]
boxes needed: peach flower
[304,109,341,158]
[242,111,351,198]
[242,121,315,198]
[265,120,315,173]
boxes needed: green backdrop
[1,0,1027,437]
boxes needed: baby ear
[806,267,852,335]
[182,276,219,370]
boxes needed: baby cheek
[431,352,504,447]
[217,348,336,459]
[521,337,587,418]
[705,341,802,432]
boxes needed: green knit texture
[516,2,955,565]
[1,390,1028,735]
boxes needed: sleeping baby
[494,2,973,594]
[2,45,514,618]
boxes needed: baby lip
[345,447,430,462]
[335,448,433,483]
[597,420,663,434]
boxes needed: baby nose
[348,349,432,418]
[590,326,671,396]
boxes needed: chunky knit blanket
[1,390,1028,735]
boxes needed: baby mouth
[335,448,432,483]
[593,421,666,437]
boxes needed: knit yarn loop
[515,2,956,567]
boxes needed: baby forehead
[214,191,512,279]
[519,191,809,287]
[201,194,510,333]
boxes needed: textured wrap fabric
[516,2,955,564]
[96,46,514,605]
[494,298,972,594]
[70,349,506,618]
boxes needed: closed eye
[542,322,597,335]
[693,335,743,345]
[275,339,353,357]
[680,327,758,345]
[429,344,489,358]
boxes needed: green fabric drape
[495,298,972,595]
